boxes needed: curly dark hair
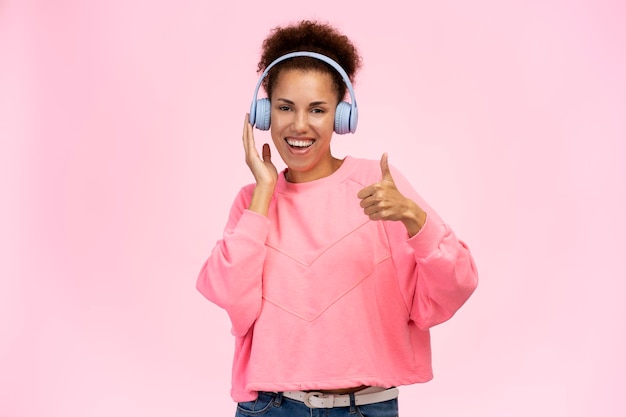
[257,20,362,103]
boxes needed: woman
[196,20,478,416]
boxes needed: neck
[285,157,344,183]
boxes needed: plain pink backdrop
[2,0,625,416]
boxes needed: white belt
[281,387,399,408]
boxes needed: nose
[292,109,308,133]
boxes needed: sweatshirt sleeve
[196,186,270,337]
[384,167,478,331]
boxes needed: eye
[278,105,291,111]
[311,108,325,114]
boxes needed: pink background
[2,0,625,416]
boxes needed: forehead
[271,69,336,100]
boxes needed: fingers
[243,113,259,159]
[243,113,271,160]
[243,113,252,135]
[357,185,374,200]
[357,183,382,214]
[356,153,398,220]
[243,113,252,148]
[356,153,392,200]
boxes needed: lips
[286,138,315,148]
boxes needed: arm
[359,154,478,330]
[196,115,278,336]
[196,190,270,337]
[389,212,478,330]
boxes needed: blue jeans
[235,392,399,417]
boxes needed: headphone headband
[249,51,358,134]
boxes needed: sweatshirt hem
[232,373,434,402]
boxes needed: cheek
[269,109,293,131]
[319,116,336,135]
[269,113,283,137]
[270,129,283,147]
[310,112,335,130]
[270,125,288,150]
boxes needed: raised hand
[357,153,427,237]
[242,114,278,215]
[242,114,278,188]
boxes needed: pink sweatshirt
[196,156,478,402]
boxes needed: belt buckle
[303,391,330,408]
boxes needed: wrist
[401,200,427,237]
[248,184,275,216]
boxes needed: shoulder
[228,182,256,211]
[343,156,382,187]
[344,156,409,186]
[344,155,417,196]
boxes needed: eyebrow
[276,98,328,106]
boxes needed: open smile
[285,138,315,149]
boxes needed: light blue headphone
[249,51,359,134]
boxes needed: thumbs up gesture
[357,153,427,237]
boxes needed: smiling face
[270,68,343,183]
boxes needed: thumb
[262,143,271,162]
[380,152,394,182]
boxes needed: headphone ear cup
[334,101,352,134]
[255,98,271,130]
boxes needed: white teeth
[286,139,314,148]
